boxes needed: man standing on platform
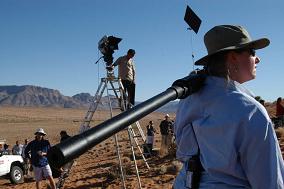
[113,49,136,108]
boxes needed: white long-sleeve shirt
[113,55,135,82]
[174,76,284,189]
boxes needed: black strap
[188,123,204,189]
[190,123,200,155]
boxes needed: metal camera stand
[48,72,206,189]
[79,70,149,189]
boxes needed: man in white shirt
[12,140,23,155]
[113,49,136,108]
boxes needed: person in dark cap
[56,130,74,189]
[173,25,284,188]
[24,128,56,189]
[1,143,11,155]
[59,130,70,142]
[145,120,156,154]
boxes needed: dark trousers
[122,80,135,106]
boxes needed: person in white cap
[173,25,284,188]
[159,114,173,156]
[24,128,56,189]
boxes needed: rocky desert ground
[0,104,284,189]
[0,106,179,189]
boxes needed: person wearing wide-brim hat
[24,128,56,189]
[173,25,284,188]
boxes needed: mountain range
[0,85,178,112]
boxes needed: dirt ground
[0,106,179,189]
[1,106,284,189]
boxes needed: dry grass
[1,105,283,189]
[0,106,169,145]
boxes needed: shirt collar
[205,76,255,98]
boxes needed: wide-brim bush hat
[34,128,47,136]
[195,25,270,66]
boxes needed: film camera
[98,35,122,75]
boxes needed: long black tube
[47,73,205,168]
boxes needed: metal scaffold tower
[79,74,150,189]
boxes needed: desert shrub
[106,165,121,180]
[154,160,182,175]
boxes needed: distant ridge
[157,100,179,113]
[0,85,178,112]
[0,85,81,108]
[0,85,117,109]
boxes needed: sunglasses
[35,133,45,136]
[247,49,256,56]
[235,48,256,57]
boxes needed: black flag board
[184,5,201,34]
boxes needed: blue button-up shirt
[174,76,284,189]
[24,139,51,167]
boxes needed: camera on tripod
[98,35,122,76]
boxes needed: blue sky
[0,0,283,102]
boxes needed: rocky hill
[0,85,118,109]
[0,85,178,112]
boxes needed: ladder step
[107,88,120,91]
[118,139,130,143]
[112,107,124,110]
[133,135,142,138]
[77,78,150,180]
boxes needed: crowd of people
[144,113,175,157]
[141,97,284,160]
[0,113,177,188]
[1,32,284,188]
[0,139,29,156]
[1,101,283,189]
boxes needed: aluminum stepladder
[79,75,150,189]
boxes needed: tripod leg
[127,127,142,189]
[113,134,126,189]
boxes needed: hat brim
[195,38,270,66]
